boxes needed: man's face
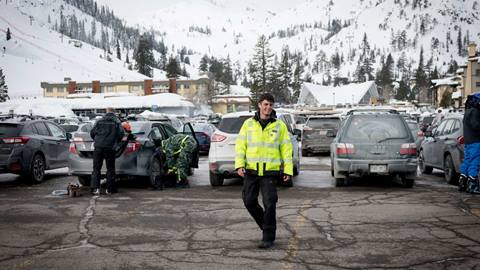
[258,100,273,118]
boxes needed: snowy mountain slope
[101,0,480,81]
[0,1,149,97]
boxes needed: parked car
[192,123,216,154]
[0,119,71,183]
[60,122,94,136]
[136,111,184,132]
[68,121,199,187]
[302,115,341,155]
[418,114,464,184]
[330,109,417,187]
[208,111,301,187]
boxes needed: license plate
[370,165,387,173]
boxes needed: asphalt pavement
[1,155,479,269]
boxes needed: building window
[57,87,65,93]
[46,88,53,93]
[184,84,190,89]
[476,82,480,88]
[476,69,480,76]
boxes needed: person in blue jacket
[459,93,480,194]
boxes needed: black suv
[0,119,71,183]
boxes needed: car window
[61,124,79,133]
[46,122,66,138]
[130,122,148,135]
[0,123,22,137]
[433,120,448,136]
[406,122,419,131]
[34,122,51,136]
[163,124,178,137]
[307,118,340,129]
[343,115,409,143]
[441,120,455,135]
[150,127,164,140]
[218,116,251,134]
[21,124,36,135]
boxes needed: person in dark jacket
[459,93,480,194]
[90,108,125,195]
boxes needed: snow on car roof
[222,111,254,118]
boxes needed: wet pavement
[1,156,479,269]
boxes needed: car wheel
[78,176,91,186]
[419,150,433,174]
[187,166,194,176]
[334,177,346,187]
[209,171,224,186]
[25,153,45,184]
[444,154,459,185]
[149,158,164,188]
[301,149,308,157]
[331,160,334,177]
[402,177,414,188]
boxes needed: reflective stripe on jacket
[235,117,293,176]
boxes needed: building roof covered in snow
[431,77,460,86]
[297,81,379,106]
[0,93,193,118]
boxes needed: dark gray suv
[330,110,417,187]
[0,119,70,183]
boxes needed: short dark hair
[258,93,274,104]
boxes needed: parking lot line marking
[282,200,312,270]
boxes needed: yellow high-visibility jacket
[235,117,293,176]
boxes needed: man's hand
[283,174,291,182]
[237,167,246,178]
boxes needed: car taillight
[400,143,417,155]
[73,137,83,142]
[303,126,312,131]
[211,133,226,142]
[457,135,464,145]
[124,141,141,154]
[2,136,30,145]
[69,142,77,154]
[336,143,355,156]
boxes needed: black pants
[242,174,278,242]
[90,147,116,191]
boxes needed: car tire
[334,177,346,187]
[78,176,91,186]
[301,149,308,157]
[187,166,194,176]
[209,171,224,186]
[149,158,164,188]
[402,177,414,188]
[23,153,45,184]
[444,154,459,185]
[419,150,433,174]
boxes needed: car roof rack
[346,108,399,115]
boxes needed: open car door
[183,123,199,168]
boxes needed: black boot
[470,177,480,194]
[458,174,467,192]
[467,176,477,193]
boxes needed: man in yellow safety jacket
[235,93,293,249]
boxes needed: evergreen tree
[249,35,274,97]
[0,68,9,102]
[291,56,304,103]
[395,79,410,101]
[116,39,121,60]
[277,48,292,103]
[6,27,11,41]
[376,53,394,98]
[199,55,209,72]
[134,34,155,77]
[184,56,190,65]
[166,56,181,78]
[414,47,429,102]
[222,57,233,86]
[125,52,129,64]
[355,33,374,82]
[457,27,463,56]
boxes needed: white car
[208,111,301,187]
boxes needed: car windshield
[307,118,339,129]
[218,116,251,134]
[422,116,434,124]
[130,122,148,135]
[343,115,409,143]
